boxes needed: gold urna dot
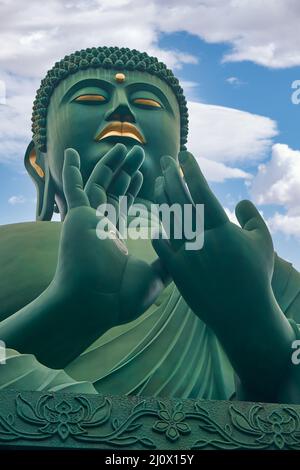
[115,73,126,83]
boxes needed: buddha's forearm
[235,356,300,404]
[0,281,113,369]
[213,287,297,402]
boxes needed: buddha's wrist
[0,281,115,369]
[213,286,296,400]
[38,280,120,367]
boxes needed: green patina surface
[1,46,300,434]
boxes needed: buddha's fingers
[85,143,127,208]
[63,148,90,210]
[152,226,175,274]
[126,171,143,210]
[117,171,143,231]
[107,145,145,202]
[160,155,202,251]
[161,155,194,207]
[235,200,272,244]
[154,175,185,252]
[179,151,228,230]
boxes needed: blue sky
[0,0,300,269]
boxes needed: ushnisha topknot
[31,46,189,152]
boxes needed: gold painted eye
[133,98,162,108]
[74,94,106,102]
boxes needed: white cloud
[179,80,200,101]
[0,103,32,164]
[0,0,197,78]
[8,195,26,205]
[226,76,245,86]
[268,212,300,238]
[158,0,300,69]
[0,72,38,163]
[196,157,251,183]
[187,101,277,174]
[0,0,298,81]
[250,144,300,213]
[250,143,300,239]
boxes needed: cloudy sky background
[1,0,300,268]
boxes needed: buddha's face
[45,68,181,210]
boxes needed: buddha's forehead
[48,68,179,114]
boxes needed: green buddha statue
[1,46,300,403]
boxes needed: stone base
[0,389,298,450]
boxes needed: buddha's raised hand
[55,143,164,329]
[152,151,295,399]
[0,144,166,368]
[152,151,275,329]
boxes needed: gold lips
[95,122,146,144]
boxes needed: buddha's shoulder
[0,221,62,321]
[0,220,62,244]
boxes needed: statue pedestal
[0,389,298,450]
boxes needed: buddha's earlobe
[24,141,55,221]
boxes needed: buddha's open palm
[152,151,274,335]
[54,143,164,331]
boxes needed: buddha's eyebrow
[61,79,114,103]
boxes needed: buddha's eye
[132,98,162,108]
[74,94,107,104]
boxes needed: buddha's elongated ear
[24,141,56,221]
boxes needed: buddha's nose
[105,89,136,123]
